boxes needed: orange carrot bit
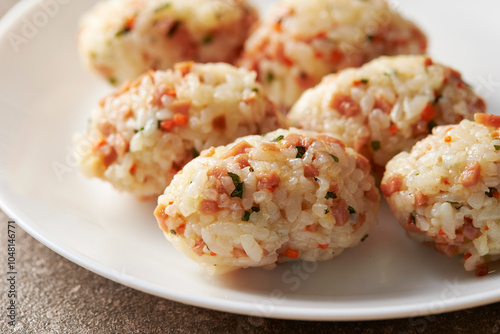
[283,56,294,67]
[283,249,299,259]
[438,229,446,235]
[210,251,217,256]
[273,22,282,32]
[352,80,362,87]
[154,204,168,220]
[492,131,499,138]
[485,226,490,231]
[457,82,466,89]
[125,16,136,30]
[168,168,178,175]
[423,57,433,66]
[444,136,452,143]
[441,178,450,185]
[165,88,177,97]
[94,138,107,149]
[305,224,318,232]
[426,143,433,151]
[330,49,343,63]
[493,189,500,199]
[174,61,194,76]
[173,113,188,126]
[315,31,327,39]
[160,119,175,130]
[129,164,137,175]
[317,244,329,249]
[420,103,435,122]
[389,124,399,135]
[464,253,472,261]
[177,224,186,235]
[314,51,324,59]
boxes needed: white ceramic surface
[1,0,500,321]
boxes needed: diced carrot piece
[464,253,472,260]
[177,224,186,235]
[424,57,433,66]
[173,113,188,126]
[283,249,299,259]
[421,103,435,122]
[160,119,175,130]
[154,204,168,220]
[330,49,343,63]
[315,31,327,39]
[129,164,137,175]
[485,226,490,231]
[305,224,318,232]
[438,229,446,235]
[314,51,324,59]
[174,61,194,76]
[389,124,399,135]
[457,82,466,89]
[317,244,329,249]
[444,136,452,142]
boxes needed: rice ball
[381,114,500,276]
[238,0,427,111]
[75,62,286,199]
[154,129,380,274]
[288,55,486,176]
[78,0,258,84]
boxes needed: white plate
[1,0,500,321]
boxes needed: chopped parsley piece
[330,154,339,162]
[314,177,319,182]
[325,192,337,200]
[272,135,284,142]
[192,148,199,158]
[383,69,397,77]
[115,26,131,37]
[494,145,500,151]
[295,146,306,158]
[202,35,213,44]
[325,209,330,214]
[361,234,369,242]
[251,206,260,212]
[134,127,144,133]
[371,140,381,151]
[486,188,497,198]
[266,72,275,83]
[167,20,181,38]
[155,2,171,12]
[252,88,259,93]
[360,78,369,84]
[241,211,251,221]
[447,201,462,209]
[427,120,438,133]
[108,77,117,85]
[170,229,177,235]
[228,172,244,198]
[367,34,375,41]
[348,206,356,214]
[410,213,416,224]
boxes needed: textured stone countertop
[2,210,500,333]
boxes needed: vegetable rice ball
[381,114,500,276]
[238,0,427,111]
[75,62,285,199]
[154,129,380,274]
[288,55,486,175]
[78,0,258,84]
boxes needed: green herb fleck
[155,2,171,13]
[494,145,500,151]
[314,177,319,182]
[251,206,260,212]
[115,26,131,38]
[266,72,275,83]
[202,35,213,44]
[166,20,181,38]
[325,209,330,214]
[371,141,381,151]
[241,211,251,221]
[192,148,199,158]
[325,192,337,200]
[427,120,438,134]
[410,213,416,224]
[295,146,306,158]
[360,78,369,84]
[348,206,356,214]
[252,88,259,93]
[447,201,462,209]
[330,154,339,162]
[134,127,144,133]
[228,172,244,198]
[170,229,177,235]
[367,34,375,41]
[272,135,284,142]
[361,234,369,242]
[108,77,117,85]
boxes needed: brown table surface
[1,1,500,333]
